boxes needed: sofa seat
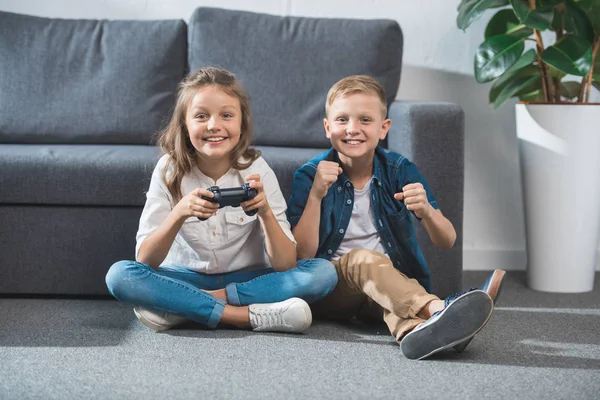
[0,144,160,206]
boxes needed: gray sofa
[0,7,464,298]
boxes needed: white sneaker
[249,297,312,333]
[133,306,187,332]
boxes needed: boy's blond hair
[325,75,387,118]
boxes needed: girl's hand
[394,182,433,220]
[174,188,219,220]
[241,174,271,217]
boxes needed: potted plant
[457,0,600,293]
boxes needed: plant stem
[555,4,564,102]
[529,0,553,102]
[533,30,553,102]
[584,36,600,103]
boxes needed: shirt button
[339,228,345,234]
[337,187,342,192]
[212,232,216,237]
[327,249,333,254]
[239,217,244,223]
[346,182,351,187]
[346,199,352,205]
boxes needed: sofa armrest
[387,100,465,297]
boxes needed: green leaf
[564,0,595,43]
[541,34,593,76]
[518,88,545,101]
[457,0,510,30]
[511,0,555,30]
[489,62,540,103]
[475,35,526,82]
[494,74,542,108]
[560,81,582,98]
[506,25,535,38]
[547,64,568,80]
[577,0,600,35]
[537,0,564,6]
[489,49,539,103]
[485,9,534,38]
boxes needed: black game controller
[197,183,258,221]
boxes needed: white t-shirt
[135,154,295,274]
[333,182,386,260]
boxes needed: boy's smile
[324,93,390,164]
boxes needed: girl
[105,67,337,333]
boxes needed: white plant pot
[516,103,600,293]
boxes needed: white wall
[1,0,599,271]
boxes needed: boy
[287,75,505,360]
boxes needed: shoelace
[254,309,285,328]
[443,287,479,308]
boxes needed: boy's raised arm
[394,162,456,249]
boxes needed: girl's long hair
[156,67,260,203]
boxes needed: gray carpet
[1,271,599,399]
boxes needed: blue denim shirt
[287,146,439,292]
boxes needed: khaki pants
[311,248,439,343]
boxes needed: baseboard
[463,249,600,271]
[463,249,527,271]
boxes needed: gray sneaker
[400,290,493,360]
[133,306,187,332]
[453,269,506,353]
[249,297,312,333]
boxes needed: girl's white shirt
[136,154,296,274]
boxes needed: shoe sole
[453,270,506,353]
[485,270,506,304]
[133,308,172,332]
[401,291,493,360]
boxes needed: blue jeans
[105,259,337,328]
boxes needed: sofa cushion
[0,144,161,206]
[188,7,403,148]
[0,144,324,207]
[0,11,187,145]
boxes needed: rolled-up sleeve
[396,159,439,221]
